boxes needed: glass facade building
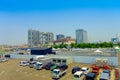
[76,29,88,44]
[56,34,65,40]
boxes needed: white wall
[10,54,118,66]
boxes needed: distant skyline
[0,0,120,45]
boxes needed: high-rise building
[28,29,54,47]
[56,34,65,40]
[42,32,54,45]
[76,29,88,44]
[28,29,40,47]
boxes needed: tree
[53,42,114,49]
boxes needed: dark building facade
[30,47,53,55]
[56,34,65,40]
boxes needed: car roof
[100,73,109,79]
[86,73,95,77]
[53,69,60,71]
[81,67,88,70]
[74,71,83,75]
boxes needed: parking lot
[0,52,120,80]
[0,59,91,80]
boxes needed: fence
[10,54,118,66]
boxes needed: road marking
[0,71,5,76]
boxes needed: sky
[0,0,120,45]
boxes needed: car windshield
[74,75,79,78]
[52,71,59,74]
[30,63,32,65]
[23,62,26,64]
[103,70,109,73]
[37,64,42,66]
[81,69,86,72]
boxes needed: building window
[62,60,66,63]
[58,60,61,63]
[53,59,56,62]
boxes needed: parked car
[19,61,29,66]
[115,68,119,80]
[56,64,68,70]
[73,71,85,80]
[91,65,100,75]
[4,54,10,58]
[86,72,96,80]
[52,64,68,79]
[81,67,91,74]
[50,64,57,71]
[29,61,37,68]
[102,70,110,76]
[0,58,8,62]
[72,66,81,74]
[35,62,43,70]
[99,70,110,80]
[45,62,54,70]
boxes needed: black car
[86,72,96,80]
[72,66,81,74]
[45,62,54,70]
[56,64,68,70]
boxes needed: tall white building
[28,29,40,47]
[28,29,54,47]
[76,29,88,44]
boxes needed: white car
[74,71,85,80]
[19,61,29,66]
[80,67,91,74]
[0,58,8,62]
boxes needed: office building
[41,32,54,45]
[76,29,88,44]
[28,29,54,47]
[28,29,40,47]
[56,34,65,40]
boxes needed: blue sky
[0,0,120,45]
